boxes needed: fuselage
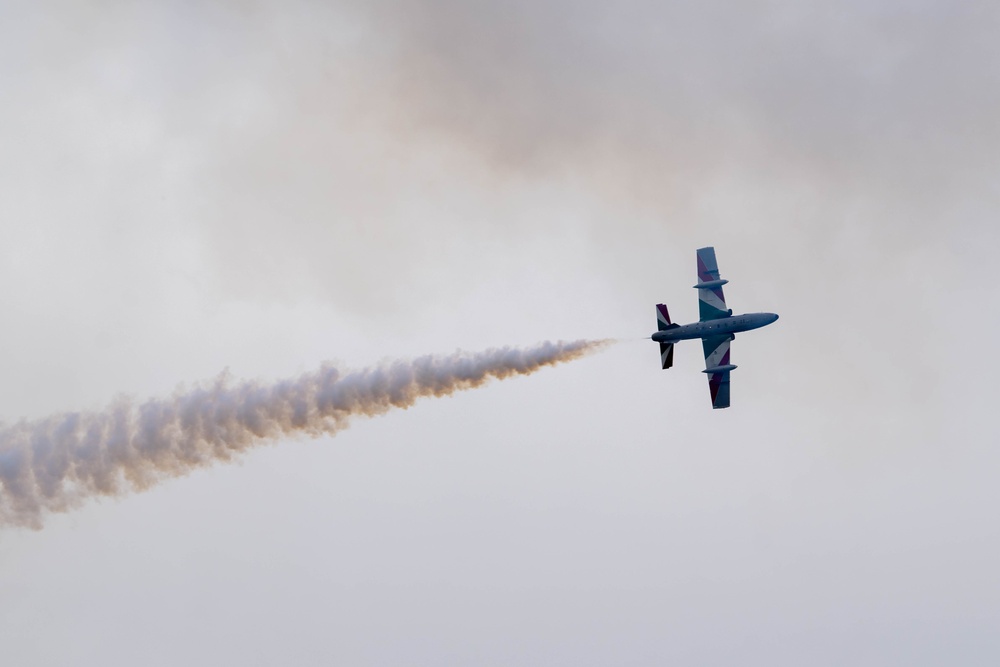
[651,312,779,343]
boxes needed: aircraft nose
[771,313,780,323]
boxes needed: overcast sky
[1,1,998,665]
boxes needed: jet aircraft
[652,247,778,409]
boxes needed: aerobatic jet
[651,247,778,409]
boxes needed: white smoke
[0,339,610,529]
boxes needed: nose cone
[768,313,779,324]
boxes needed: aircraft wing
[702,334,732,409]
[696,246,730,321]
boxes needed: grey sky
[0,1,997,665]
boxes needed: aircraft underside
[652,247,778,409]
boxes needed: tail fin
[656,304,673,331]
[659,342,674,369]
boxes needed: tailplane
[659,342,674,369]
[656,304,677,369]
[656,304,675,331]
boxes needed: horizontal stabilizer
[656,304,673,330]
[659,342,674,369]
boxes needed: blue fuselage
[651,312,779,343]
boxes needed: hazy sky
[1,1,998,665]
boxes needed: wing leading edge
[696,246,730,321]
[698,247,733,408]
[702,335,732,409]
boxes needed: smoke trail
[0,339,611,528]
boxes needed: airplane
[651,247,778,409]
